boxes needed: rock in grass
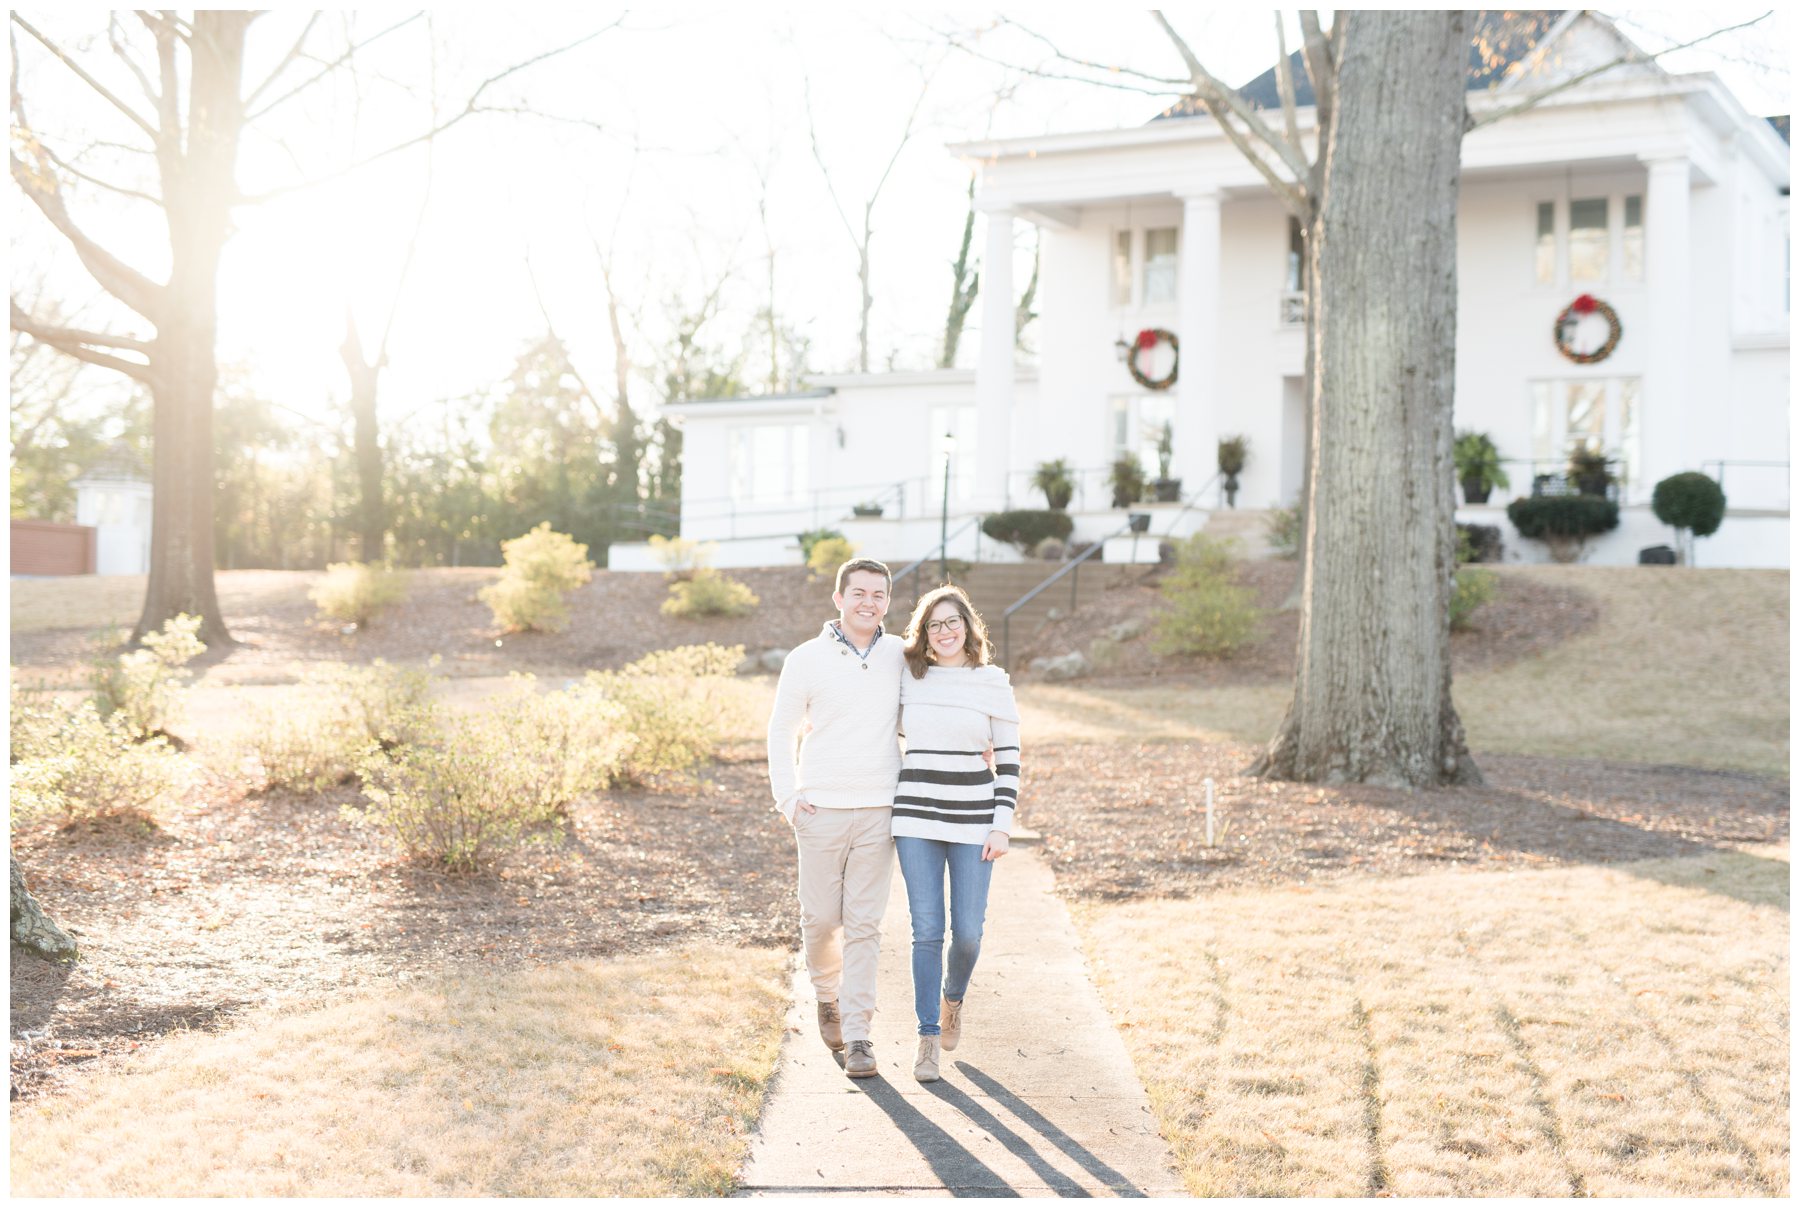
[1029,651,1091,682]
[759,648,789,672]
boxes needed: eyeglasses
[925,615,965,635]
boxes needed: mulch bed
[8,567,839,682]
[1015,561,1602,683]
[9,747,796,1103]
[1023,740,1790,901]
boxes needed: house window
[728,423,809,507]
[1111,230,1133,307]
[1285,217,1307,293]
[929,405,977,501]
[1569,197,1608,282]
[1142,227,1179,305]
[1110,394,1176,479]
[1534,195,1644,288]
[1534,201,1556,284]
[1528,377,1644,498]
[1621,195,1644,282]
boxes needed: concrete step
[1201,507,1278,558]
[891,561,1143,641]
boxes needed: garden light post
[940,432,955,584]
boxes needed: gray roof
[73,440,150,483]
[1153,11,1566,120]
[1768,115,1790,144]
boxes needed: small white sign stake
[1204,776,1216,847]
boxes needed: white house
[622,12,1789,572]
[73,443,154,576]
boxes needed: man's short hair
[835,557,892,596]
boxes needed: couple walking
[767,557,1021,1083]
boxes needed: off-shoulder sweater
[892,664,1021,844]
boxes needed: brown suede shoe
[845,1039,878,1078]
[817,1000,844,1052]
[940,997,963,1052]
[913,1035,942,1082]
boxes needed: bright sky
[10,7,1790,449]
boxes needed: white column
[1641,156,1691,494]
[974,205,1015,509]
[1176,192,1221,497]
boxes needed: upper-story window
[1111,224,1181,309]
[1533,194,1645,288]
[1142,227,1179,305]
[729,422,809,508]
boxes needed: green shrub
[1453,431,1511,493]
[1449,568,1498,631]
[1457,523,1503,564]
[1506,495,1619,563]
[981,509,1074,555]
[249,660,439,793]
[347,677,630,872]
[479,523,595,632]
[586,644,745,785]
[647,533,713,579]
[1109,456,1147,508]
[10,692,192,825]
[309,562,408,626]
[662,569,759,618]
[1652,472,1726,538]
[806,536,858,580]
[1153,535,1262,657]
[1032,458,1075,510]
[1265,501,1301,560]
[90,613,206,738]
[796,528,845,562]
[1033,536,1066,561]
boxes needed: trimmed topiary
[1651,472,1726,538]
[1506,495,1619,563]
[980,509,1075,555]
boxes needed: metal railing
[890,516,984,605]
[1701,459,1789,511]
[998,519,1135,669]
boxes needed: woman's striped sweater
[891,664,1021,844]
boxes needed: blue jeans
[895,836,994,1036]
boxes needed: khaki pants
[794,806,895,1043]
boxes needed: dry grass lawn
[10,947,790,1197]
[9,571,317,635]
[1076,846,1790,1197]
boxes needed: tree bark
[340,313,385,562]
[132,12,255,647]
[940,176,980,368]
[1250,11,1480,788]
[11,853,78,962]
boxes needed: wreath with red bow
[1553,294,1621,364]
[1128,327,1179,390]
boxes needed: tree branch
[1468,10,1774,131]
[10,151,166,322]
[10,301,156,384]
[1274,14,1302,153]
[107,13,161,109]
[38,142,163,207]
[239,19,624,204]
[802,70,864,251]
[1149,10,1314,185]
[244,12,422,122]
[242,11,322,108]
[11,14,158,142]
[992,17,1192,87]
[934,25,1188,97]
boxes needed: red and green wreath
[1553,294,1621,364]
[1128,327,1179,391]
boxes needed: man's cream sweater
[766,621,904,821]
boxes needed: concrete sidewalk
[737,838,1187,1198]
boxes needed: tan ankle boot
[913,1035,941,1082]
[817,1000,844,1052]
[940,997,963,1052]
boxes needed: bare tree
[804,61,940,373]
[10,12,618,644]
[939,175,980,368]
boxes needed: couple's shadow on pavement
[840,1054,1146,1198]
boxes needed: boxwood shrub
[1505,495,1619,562]
[981,509,1075,555]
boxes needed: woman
[893,584,1021,1083]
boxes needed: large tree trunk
[11,853,77,962]
[341,314,385,562]
[1250,11,1480,788]
[132,12,254,648]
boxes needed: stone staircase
[1200,506,1278,558]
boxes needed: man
[767,557,904,1079]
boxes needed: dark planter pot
[1222,473,1240,508]
[1461,478,1492,505]
[852,506,883,518]
[1046,492,1073,511]
[1127,512,1151,533]
[1111,487,1141,509]
[1574,474,1611,497]
[1153,477,1182,503]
